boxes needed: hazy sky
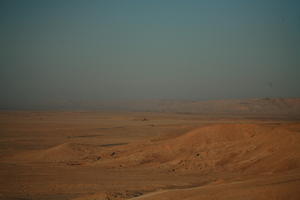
[1,0,300,108]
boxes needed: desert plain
[0,99,300,200]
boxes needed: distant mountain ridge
[21,98,300,119]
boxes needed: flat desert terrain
[0,110,300,200]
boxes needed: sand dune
[11,143,103,164]
[1,111,299,200]
[69,123,300,200]
[90,123,300,175]
[10,123,300,176]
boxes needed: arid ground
[0,105,300,199]
[1,0,300,198]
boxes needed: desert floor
[0,111,299,200]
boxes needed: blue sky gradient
[1,0,300,108]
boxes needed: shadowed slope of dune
[10,143,102,163]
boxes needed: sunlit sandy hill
[0,98,299,200]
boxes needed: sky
[0,0,300,108]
